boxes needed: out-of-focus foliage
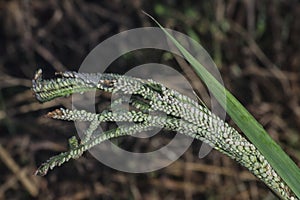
[0,1,299,199]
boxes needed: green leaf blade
[147,13,300,199]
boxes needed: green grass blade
[145,13,300,198]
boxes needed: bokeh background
[0,0,300,199]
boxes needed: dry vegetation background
[0,0,300,199]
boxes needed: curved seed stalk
[32,69,297,200]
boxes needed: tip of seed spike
[46,109,63,118]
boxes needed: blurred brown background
[0,0,300,199]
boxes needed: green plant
[147,15,300,199]
[32,68,297,199]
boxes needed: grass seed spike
[32,69,297,200]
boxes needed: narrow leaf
[145,12,300,198]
